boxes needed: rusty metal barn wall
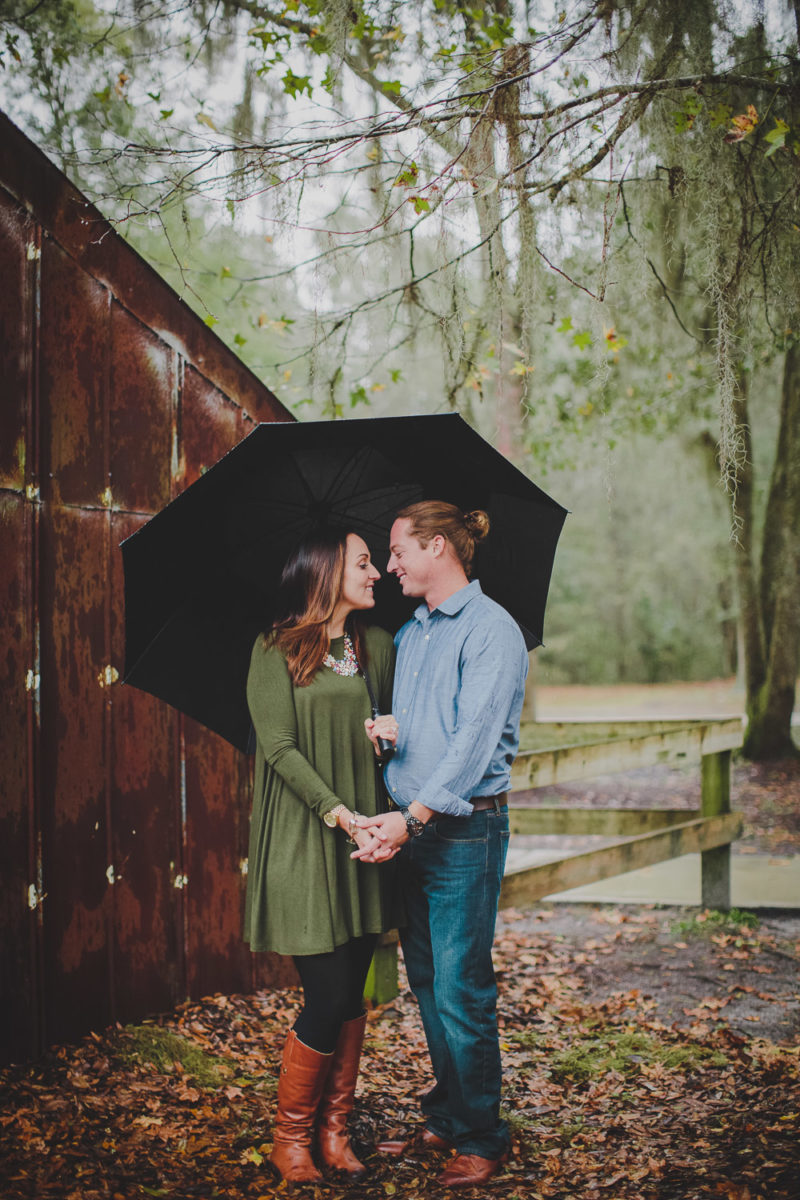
[0,111,299,1066]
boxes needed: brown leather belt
[470,793,508,811]
[387,793,508,814]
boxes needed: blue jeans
[397,806,510,1159]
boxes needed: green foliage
[672,909,760,937]
[281,68,312,99]
[537,431,736,687]
[1,29,22,65]
[764,118,792,157]
[673,92,703,133]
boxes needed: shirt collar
[413,579,483,624]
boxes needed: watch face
[324,811,337,827]
[404,811,424,837]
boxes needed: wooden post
[364,930,399,1005]
[700,749,732,910]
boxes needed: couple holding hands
[244,500,528,1189]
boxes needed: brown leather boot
[269,1029,333,1183]
[316,1013,368,1178]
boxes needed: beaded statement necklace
[323,632,360,677]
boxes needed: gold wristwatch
[323,803,346,829]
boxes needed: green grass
[113,1024,232,1087]
[503,1107,586,1155]
[509,1026,727,1084]
[672,908,760,937]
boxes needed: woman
[244,528,397,1184]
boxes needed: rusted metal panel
[0,112,287,425]
[0,494,39,1064]
[182,365,253,488]
[179,366,257,997]
[105,313,185,1022]
[1,109,297,1064]
[38,506,112,1047]
[179,364,297,997]
[0,187,34,492]
[251,949,301,992]
[110,304,176,516]
[0,183,41,1065]
[109,511,184,1023]
[183,726,252,999]
[38,237,109,508]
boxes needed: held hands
[350,819,401,863]
[338,808,399,864]
[350,811,408,862]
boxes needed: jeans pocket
[433,815,488,844]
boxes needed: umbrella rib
[323,446,380,510]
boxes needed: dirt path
[497,903,800,1045]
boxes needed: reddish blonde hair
[396,501,490,577]
[267,530,367,686]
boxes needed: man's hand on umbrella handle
[364,714,399,755]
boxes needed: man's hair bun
[463,510,490,542]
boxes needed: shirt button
[402,708,407,714]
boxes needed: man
[358,500,528,1188]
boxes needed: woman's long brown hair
[266,529,368,686]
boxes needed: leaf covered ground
[2,758,798,1199]
[1,902,798,1200]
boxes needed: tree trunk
[742,343,800,758]
[728,369,767,699]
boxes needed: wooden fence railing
[365,717,743,1004]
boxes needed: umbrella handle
[372,705,395,764]
[362,664,395,764]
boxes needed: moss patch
[509,1026,728,1084]
[113,1024,233,1087]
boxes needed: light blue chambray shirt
[383,580,528,818]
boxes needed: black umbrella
[121,414,568,751]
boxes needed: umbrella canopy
[121,413,568,751]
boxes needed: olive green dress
[244,624,396,956]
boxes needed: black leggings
[292,933,377,1054]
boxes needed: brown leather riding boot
[316,1013,368,1178]
[269,1029,333,1183]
